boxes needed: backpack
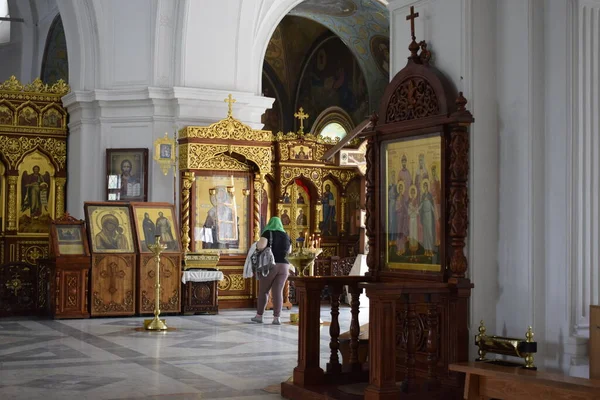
[251,231,276,277]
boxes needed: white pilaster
[571,0,600,344]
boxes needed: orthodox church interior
[0,0,599,399]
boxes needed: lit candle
[230,175,234,186]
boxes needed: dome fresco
[289,0,389,108]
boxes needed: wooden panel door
[137,254,181,315]
[90,254,136,317]
[54,267,89,319]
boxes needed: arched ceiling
[288,0,390,109]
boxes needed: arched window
[311,106,355,142]
[320,122,347,141]
[0,0,10,44]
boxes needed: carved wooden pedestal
[90,254,136,317]
[137,254,181,315]
[183,280,219,314]
[45,257,91,319]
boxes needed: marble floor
[0,306,369,400]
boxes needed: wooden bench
[449,362,600,400]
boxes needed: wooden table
[449,362,600,400]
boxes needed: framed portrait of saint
[192,173,252,255]
[382,133,444,274]
[50,215,90,257]
[105,148,149,202]
[130,202,181,253]
[84,202,135,254]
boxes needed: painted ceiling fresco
[264,16,328,97]
[288,0,389,109]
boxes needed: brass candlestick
[144,235,169,331]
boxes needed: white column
[62,92,101,219]
[572,0,600,339]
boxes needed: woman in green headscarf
[251,216,292,325]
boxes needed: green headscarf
[262,216,286,233]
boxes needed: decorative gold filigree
[153,132,177,176]
[179,116,273,142]
[274,131,341,145]
[218,275,231,291]
[93,290,134,313]
[7,176,17,230]
[182,143,271,175]
[253,175,263,242]
[280,144,290,161]
[279,166,323,197]
[0,76,70,96]
[203,153,250,171]
[277,140,328,163]
[18,242,49,264]
[181,172,195,255]
[0,136,66,169]
[230,274,245,291]
[55,177,66,218]
[329,169,359,188]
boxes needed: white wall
[0,0,61,83]
[56,0,281,218]
[389,0,600,376]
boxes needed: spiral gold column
[55,177,67,218]
[181,171,195,256]
[7,175,17,231]
[253,174,262,242]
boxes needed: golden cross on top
[224,94,236,117]
[406,6,419,40]
[294,107,309,134]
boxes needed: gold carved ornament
[279,166,323,197]
[153,132,177,176]
[253,175,263,242]
[180,143,272,176]
[0,136,66,170]
[178,114,272,143]
[55,178,67,217]
[7,175,17,231]
[0,76,70,96]
[274,130,341,145]
[180,172,195,255]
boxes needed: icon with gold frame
[84,202,135,254]
[153,132,177,175]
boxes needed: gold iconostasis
[178,99,366,308]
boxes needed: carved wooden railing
[289,275,372,387]
[359,280,470,399]
[285,277,469,399]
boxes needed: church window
[312,106,354,142]
[0,0,10,44]
[320,122,348,141]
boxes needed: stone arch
[56,0,100,90]
[252,0,304,95]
